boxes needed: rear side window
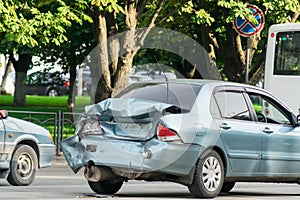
[115,82,202,111]
[214,91,251,121]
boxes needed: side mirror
[291,113,300,127]
[0,110,8,119]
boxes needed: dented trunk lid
[80,98,173,141]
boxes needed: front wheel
[188,149,224,198]
[7,145,38,186]
[88,180,123,195]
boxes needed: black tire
[221,182,235,193]
[188,149,224,198]
[47,88,58,97]
[88,180,123,195]
[7,145,38,186]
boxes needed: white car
[0,110,55,186]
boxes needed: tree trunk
[10,54,32,107]
[89,0,166,103]
[248,47,266,85]
[220,24,245,82]
[112,52,136,96]
[96,12,112,103]
[67,49,77,112]
[110,0,139,96]
[1,57,13,94]
[13,71,27,107]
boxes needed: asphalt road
[1,157,300,200]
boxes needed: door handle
[220,123,231,130]
[263,127,273,134]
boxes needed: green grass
[0,95,92,140]
[0,95,91,113]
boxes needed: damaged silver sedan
[61,79,300,198]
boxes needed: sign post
[233,5,264,84]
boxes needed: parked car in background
[135,70,177,80]
[129,70,176,85]
[26,71,70,96]
[61,79,300,198]
[128,74,152,85]
[0,110,55,186]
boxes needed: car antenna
[153,55,169,103]
[153,55,168,82]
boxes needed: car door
[213,87,262,173]
[247,91,300,175]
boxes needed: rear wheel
[88,180,123,195]
[7,145,38,186]
[188,149,224,198]
[47,88,58,97]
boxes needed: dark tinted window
[274,31,300,75]
[214,91,251,121]
[115,82,202,111]
[27,71,67,85]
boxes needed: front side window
[214,91,251,121]
[274,31,300,75]
[248,94,291,125]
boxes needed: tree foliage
[152,0,300,83]
[1,0,299,106]
[0,0,81,50]
[0,0,85,106]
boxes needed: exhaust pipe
[84,163,119,182]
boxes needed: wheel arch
[211,146,228,176]
[16,140,40,168]
[46,87,59,96]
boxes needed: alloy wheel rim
[49,90,58,96]
[202,156,221,192]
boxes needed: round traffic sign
[233,5,264,37]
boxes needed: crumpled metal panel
[81,98,173,141]
[84,98,172,118]
[60,135,85,173]
[61,98,175,173]
[60,133,200,176]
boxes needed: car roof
[161,79,291,111]
[128,78,293,113]
[134,78,254,88]
[132,78,272,97]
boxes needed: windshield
[115,82,202,111]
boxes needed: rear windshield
[115,82,202,111]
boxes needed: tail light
[77,120,103,140]
[157,123,182,143]
[64,80,70,88]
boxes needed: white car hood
[3,116,50,135]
